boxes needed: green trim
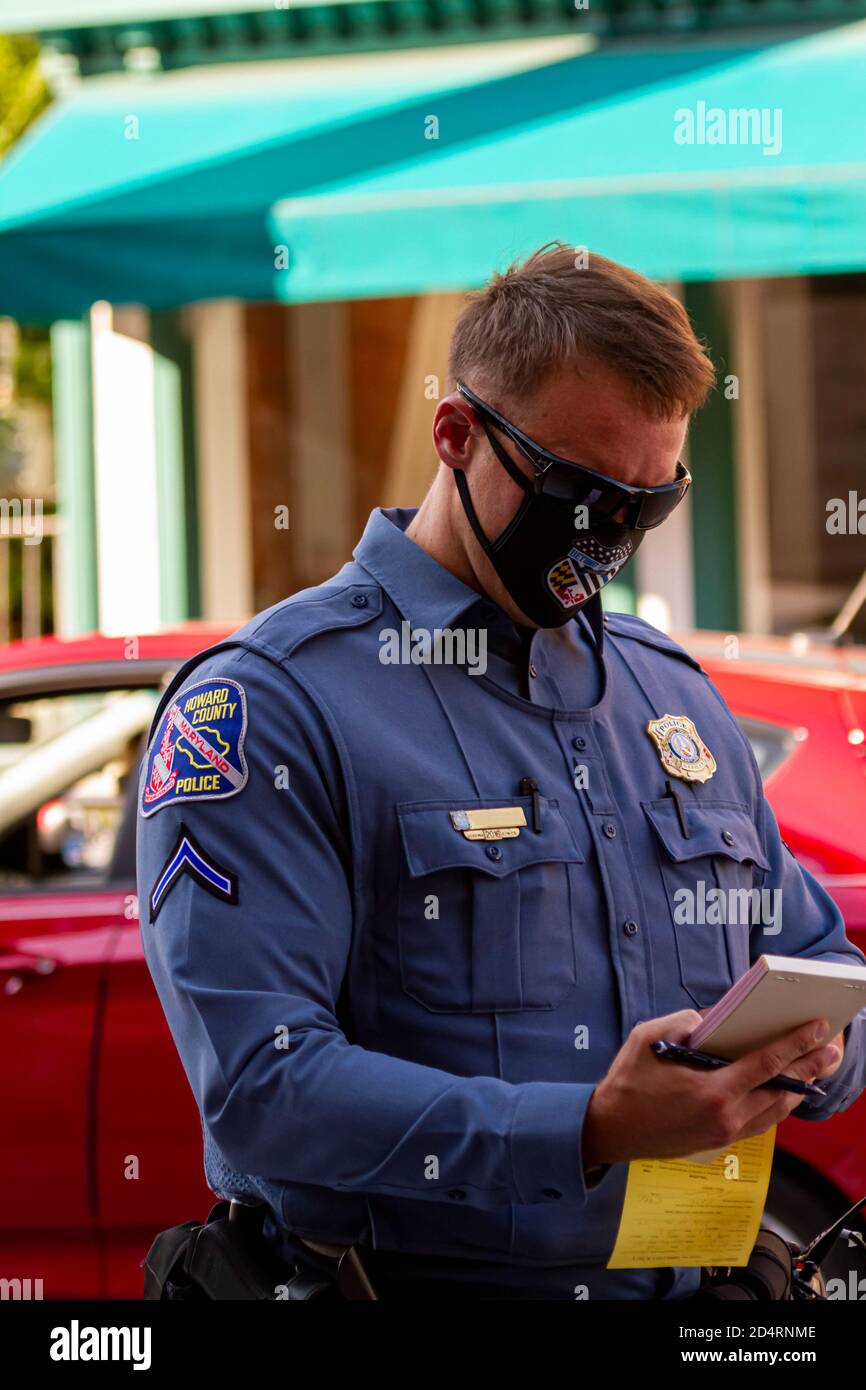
[683,281,739,632]
[24,0,866,73]
[50,317,98,635]
[151,308,199,623]
[178,327,201,620]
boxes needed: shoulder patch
[141,676,248,817]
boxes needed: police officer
[138,245,866,1300]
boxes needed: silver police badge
[646,713,717,783]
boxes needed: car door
[0,891,121,1299]
[772,880,866,1270]
[0,677,159,1298]
[95,762,213,1299]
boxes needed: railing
[0,509,56,643]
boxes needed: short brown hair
[448,243,715,420]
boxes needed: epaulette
[602,609,706,674]
[233,569,383,664]
[145,566,382,743]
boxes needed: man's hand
[582,1010,843,1168]
[813,1031,845,1079]
[695,1008,845,1081]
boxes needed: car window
[0,687,160,890]
[736,716,797,784]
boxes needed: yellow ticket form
[607,1128,776,1269]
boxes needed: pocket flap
[643,798,770,871]
[396,797,585,878]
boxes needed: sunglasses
[456,381,691,529]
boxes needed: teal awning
[0,39,597,319]
[270,25,866,300]
[2,27,864,319]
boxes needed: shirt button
[603,823,617,839]
[529,664,538,678]
[624,919,639,937]
[543,1188,562,1200]
[447,1189,467,1201]
[486,844,502,862]
[722,830,735,846]
[572,737,586,751]
[351,593,368,608]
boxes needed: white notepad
[689,954,866,1060]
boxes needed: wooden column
[242,303,296,612]
[188,300,253,623]
[380,293,463,512]
[286,301,353,590]
[347,296,415,533]
[730,279,772,635]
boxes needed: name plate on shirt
[449,807,526,840]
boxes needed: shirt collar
[353,505,604,655]
[354,507,486,633]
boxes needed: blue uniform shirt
[137,506,866,1300]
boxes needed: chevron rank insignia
[149,827,238,923]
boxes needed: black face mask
[454,425,645,629]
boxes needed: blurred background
[0,0,865,648]
[2,1,866,1301]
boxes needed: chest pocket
[395,797,584,1013]
[643,799,771,1009]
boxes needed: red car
[0,626,864,1298]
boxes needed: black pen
[518,776,543,832]
[651,1040,827,1099]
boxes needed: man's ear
[432,394,479,471]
